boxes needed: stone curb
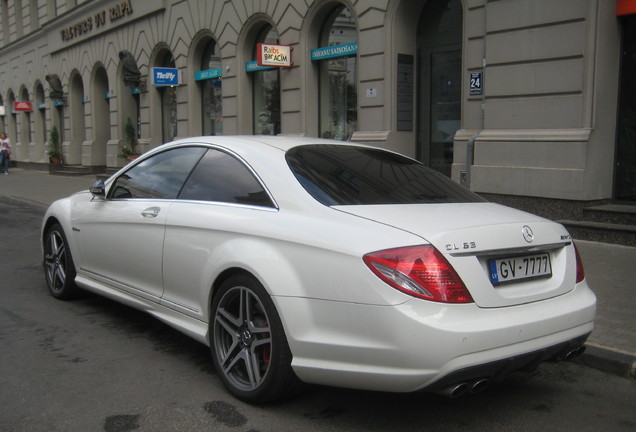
[577,343,636,379]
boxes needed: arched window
[119,50,141,154]
[69,72,85,165]
[199,40,223,135]
[20,87,31,146]
[34,83,46,147]
[315,5,357,140]
[157,50,177,142]
[252,25,280,135]
[6,91,17,149]
[0,94,5,133]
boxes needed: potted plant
[118,117,140,161]
[47,126,63,164]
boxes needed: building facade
[1,0,634,217]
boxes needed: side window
[179,149,275,207]
[110,147,206,199]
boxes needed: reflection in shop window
[161,86,177,142]
[158,51,177,143]
[318,6,357,141]
[253,26,281,135]
[200,40,223,135]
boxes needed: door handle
[141,207,161,218]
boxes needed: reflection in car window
[286,145,486,205]
[110,147,206,199]
[179,149,275,207]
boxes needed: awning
[617,0,636,16]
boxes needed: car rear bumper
[276,282,596,393]
[424,332,590,395]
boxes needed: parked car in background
[42,136,596,402]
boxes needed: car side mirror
[90,179,106,199]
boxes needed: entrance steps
[49,164,105,176]
[559,204,636,247]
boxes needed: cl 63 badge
[445,242,477,251]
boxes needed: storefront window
[161,86,177,142]
[200,40,223,135]
[0,95,5,133]
[417,0,462,177]
[157,51,177,143]
[317,6,357,140]
[20,88,32,145]
[615,14,636,202]
[253,26,280,135]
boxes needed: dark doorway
[417,0,462,177]
[615,14,636,202]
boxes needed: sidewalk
[1,168,634,379]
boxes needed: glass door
[615,14,636,202]
[417,0,462,177]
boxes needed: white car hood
[334,203,577,308]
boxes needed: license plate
[489,253,552,285]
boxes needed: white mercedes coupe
[42,136,596,402]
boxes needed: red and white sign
[257,43,292,68]
[617,0,636,15]
[13,101,33,112]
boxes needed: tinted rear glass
[286,145,486,205]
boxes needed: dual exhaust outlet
[437,378,490,399]
[437,344,587,398]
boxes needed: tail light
[574,243,585,283]
[363,245,474,303]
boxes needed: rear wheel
[43,223,78,300]
[210,274,301,403]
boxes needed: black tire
[210,274,302,403]
[43,223,78,300]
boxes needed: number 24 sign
[469,71,483,95]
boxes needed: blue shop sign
[152,67,180,86]
[245,61,275,73]
[195,67,223,81]
[311,42,357,61]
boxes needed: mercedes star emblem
[522,225,534,243]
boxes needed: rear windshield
[286,145,486,206]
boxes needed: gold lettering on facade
[60,0,133,42]
[95,11,107,28]
[110,1,134,22]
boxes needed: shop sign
[195,68,223,81]
[152,67,180,86]
[245,61,275,73]
[257,44,292,68]
[311,42,357,61]
[617,0,636,15]
[14,101,33,112]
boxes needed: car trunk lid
[334,203,577,308]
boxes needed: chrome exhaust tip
[437,382,470,398]
[470,378,490,394]
[565,345,586,361]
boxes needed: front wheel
[43,223,78,300]
[210,274,302,403]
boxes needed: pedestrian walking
[0,132,11,175]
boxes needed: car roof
[167,135,370,153]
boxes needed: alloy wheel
[213,285,272,392]
[44,229,68,292]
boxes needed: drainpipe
[461,132,480,188]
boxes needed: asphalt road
[0,201,634,432]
